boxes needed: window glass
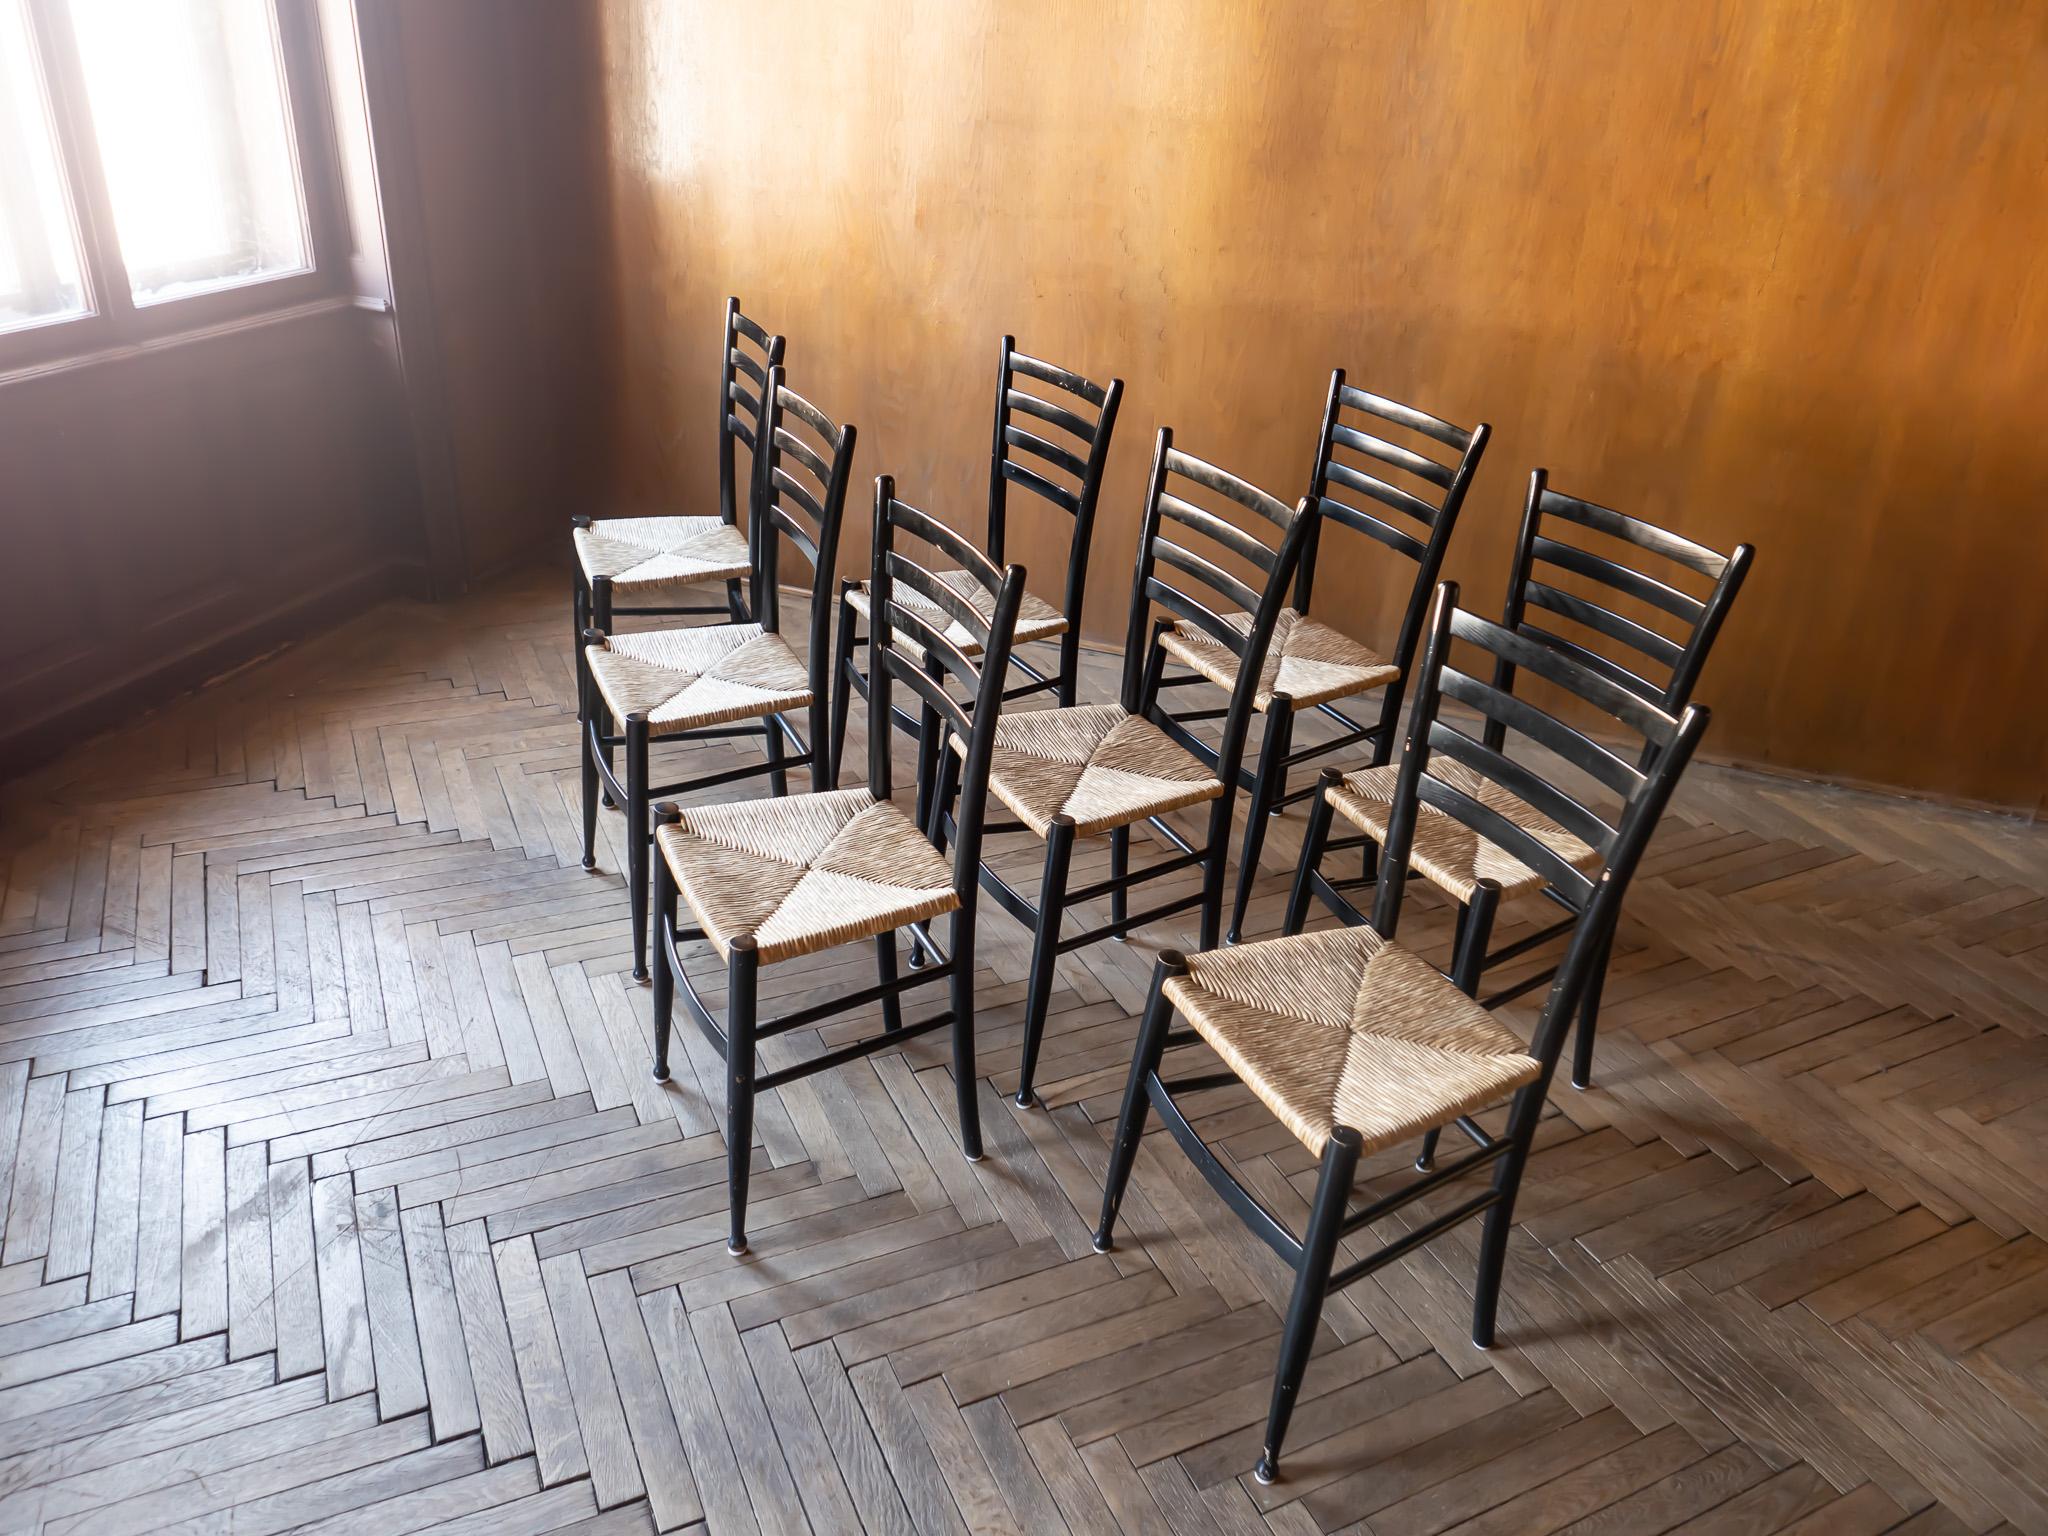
[0,0,91,334]
[66,0,310,306]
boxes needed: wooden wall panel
[0,307,411,766]
[589,0,2048,813]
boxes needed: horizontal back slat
[1154,536,1263,619]
[1313,494,1429,563]
[770,466,826,529]
[729,349,768,389]
[1426,720,1618,854]
[1164,449,1294,528]
[1330,423,1454,489]
[1540,490,1728,578]
[768,503,820,569]
[731,309,773,348]
[1009,349,1107,406]
[1532,535,1705,624]
[1005,387,1095,441]
[1321,460,1439,528]
[876,641,975,736]
[1449,607,1680,745]
[1337,384,1470,450]
[1524,582,1685,669]
[776,387,839,446]
[1416,773,1598,905]
[1000,459,1081,515]
[891,502,1004,585]
[1436,671,1644,799]
[1515,624,1660,704]
[886,553,993,645]
[772,426,831,492]
[1145,576,1244,655]
[1158,492,1280,573]
[1003,424,1088,482]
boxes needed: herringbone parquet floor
[3,565,2047,1535]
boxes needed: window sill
[0,292,387,392]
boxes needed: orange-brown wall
[590,0,2048,813]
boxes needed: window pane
[66,0,309,306]
[0,0,90,335]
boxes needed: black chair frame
[828,337,1123,792]
[573,298,783,705]
[1292,469,1752,1086]
[1145,371,1489,945]
[580,367,855,981]
[1097,583,1709,1484]
[650,478,1025,1254]
[932,428,1310,1108]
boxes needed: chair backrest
[753,368,857,686]
[720,297,786,528]
[1303,370,1491,715]
[868,478,1027,898]
[987,337,1124,629]
[1121,428,1312,788]
[1371,582,1710,1072]
[1489,470,1752,759]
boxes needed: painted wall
[590,0,2048,813]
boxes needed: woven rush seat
[655,788,958,965]
[1158,608,1400,711]
[1327,761,1598,902]
[961,702,1223,837]
[845,570,1068,656]
[586,624,811,736]
[575,516,753,589]
[1164,927,1540,1157]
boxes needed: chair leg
[926,747,961,858]
[1284,770,1340,937]
[1572,930,1612,1089]
[762,713,789,799]
[626,714,651,983]
[1108,826,1129,937]
[725,938,759,1255]
[1198,796,1231,953]
[725,575,746,623]
[1016,818,1076,1108]
[592,578,617,807]
[1093,956,1179,1252]
[572,576,590,707]
[1473,1084,1540,1348]
[907,702,941,972]
[876,935,903,1033]
[1230,703,1293,944]
[1256,1126,1361,1485]
[651,826,677,1082]
[949,908,982,1162]
[578,659,600,873]
[1418,880,1500,1173]
[829,588,858,786]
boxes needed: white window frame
[1,0,341,373]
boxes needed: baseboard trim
[0,561,417,780]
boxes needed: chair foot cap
[580,855,596,871]
[1571,1075,1593,1090]
[632,967,650,984]
[964,1151,984,1164]
[726,1238,749,1257]
[1415,1157,1434,1173]
[1253,1458,1278,1486]
[1091,1233,1114,1254]
[1225,930,1242,945]
[651,1065,670,1083]
[1014,1091,1036,1109]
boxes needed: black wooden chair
[1288,470,1753,1087]
[931,427,1310,1109]
[649,479,1026,1254]
[573,297,783,706]
[580,367,854,982]
[827,336,1123,801]
[1146,371,1488,945]
[1095,582,1710,1485]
